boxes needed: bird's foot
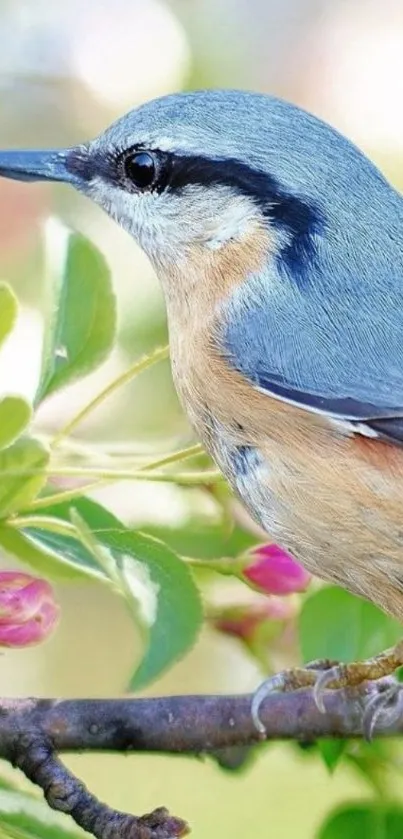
[251,641,403,736]
[361,676,403,739]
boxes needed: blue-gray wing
[222,260,403,445]
[219,131,403,446]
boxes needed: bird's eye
[123,151,157,190]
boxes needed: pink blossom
[0,572,59,647]
[212,599,295,643]
[242,543,311,596]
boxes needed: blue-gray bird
[1,89,403,726]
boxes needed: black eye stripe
[71,144,322,283]
[116,148,322,281]
[67,141,324,285]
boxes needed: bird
[1,88,403,729]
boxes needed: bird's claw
[311,665,344,713]
[362,678,403,740]
[251,659,339,734]
[251,672,290,735]
[251,648,403,736]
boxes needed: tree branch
[0,682,401,838]
[8,729,186,839]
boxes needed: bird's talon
[312,665,345,713]
[251,662,341,733]
[362,680,403,741]
[251,673,289,735]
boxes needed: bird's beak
[0,148,83,186]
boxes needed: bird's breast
[169,316,403,620]
[159,230,403,621]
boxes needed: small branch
[0,684,400,838]
[0,703,188,839]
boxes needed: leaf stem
[44,467,222,485]
[26,480,110,511]
[51,345,169,448]
[25,444,205,511]
[134,442,204,472]
[9,515,78,538]
[0,462,222,486]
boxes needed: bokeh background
[1,0,403,836]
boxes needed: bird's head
[0,89,398,309]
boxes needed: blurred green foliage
[301,588,402,664]
[318,803,403,839]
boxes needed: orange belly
[161,234,403,622]
[170,328,403,622]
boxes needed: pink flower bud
[0,572,59,647]
[212,600,295,643]
[242,543,311,596]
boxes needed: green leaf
[145,520,257,560]
[20,497,120,580]
[37,228,116,401]
[318,739,346,774]
[0,284,18,348]
[0,397,31,450]
[32,495,122,530]
[20,496,204,687]
[343,739,395,796]
[0,438,49,518]
[85,527,203,690]
[300,586,402,664]
[0,525,104,582]
[0,789,82,839]
[318,803,403,839]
